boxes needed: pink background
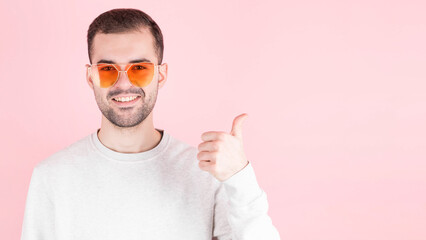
[1,0,425,239]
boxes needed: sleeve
[212,162,281,240]
[21,165,55,240]
[212,180,232,240]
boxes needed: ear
[85,64,94,90]
[158,63,168,89]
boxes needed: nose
[112,69,134,88]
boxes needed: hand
[197,113,250,182]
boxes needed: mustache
[108,89,144,99]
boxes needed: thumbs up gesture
[197,113,250,182]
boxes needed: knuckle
[211,163,218,172]
[214,166,223,176]
[213,141,221,151]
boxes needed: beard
[93,84,158,128]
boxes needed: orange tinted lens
[127,62,155,87]
[97,64,118,88]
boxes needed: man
[20,8,281,240]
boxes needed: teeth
[114,96,138,102]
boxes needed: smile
[113,96,138,102]
[112,96,141,107]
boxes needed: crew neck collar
[90,128,170,162]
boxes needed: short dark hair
[87,8,164,65]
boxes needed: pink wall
[1,0,425,239]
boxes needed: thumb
[231,113,248,140]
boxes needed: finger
[197,140,221,152]
[201,131,228,142]
[230,113,248,140]
[198,160,214,172]
[197,151,216,163]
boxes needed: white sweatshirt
[21,128,281,240]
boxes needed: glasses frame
[85,61,162,88]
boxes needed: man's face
[86,28,167,128]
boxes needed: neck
[97,112,162,154]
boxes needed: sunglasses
[86,61,161,88]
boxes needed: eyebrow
[96,58,151,64]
